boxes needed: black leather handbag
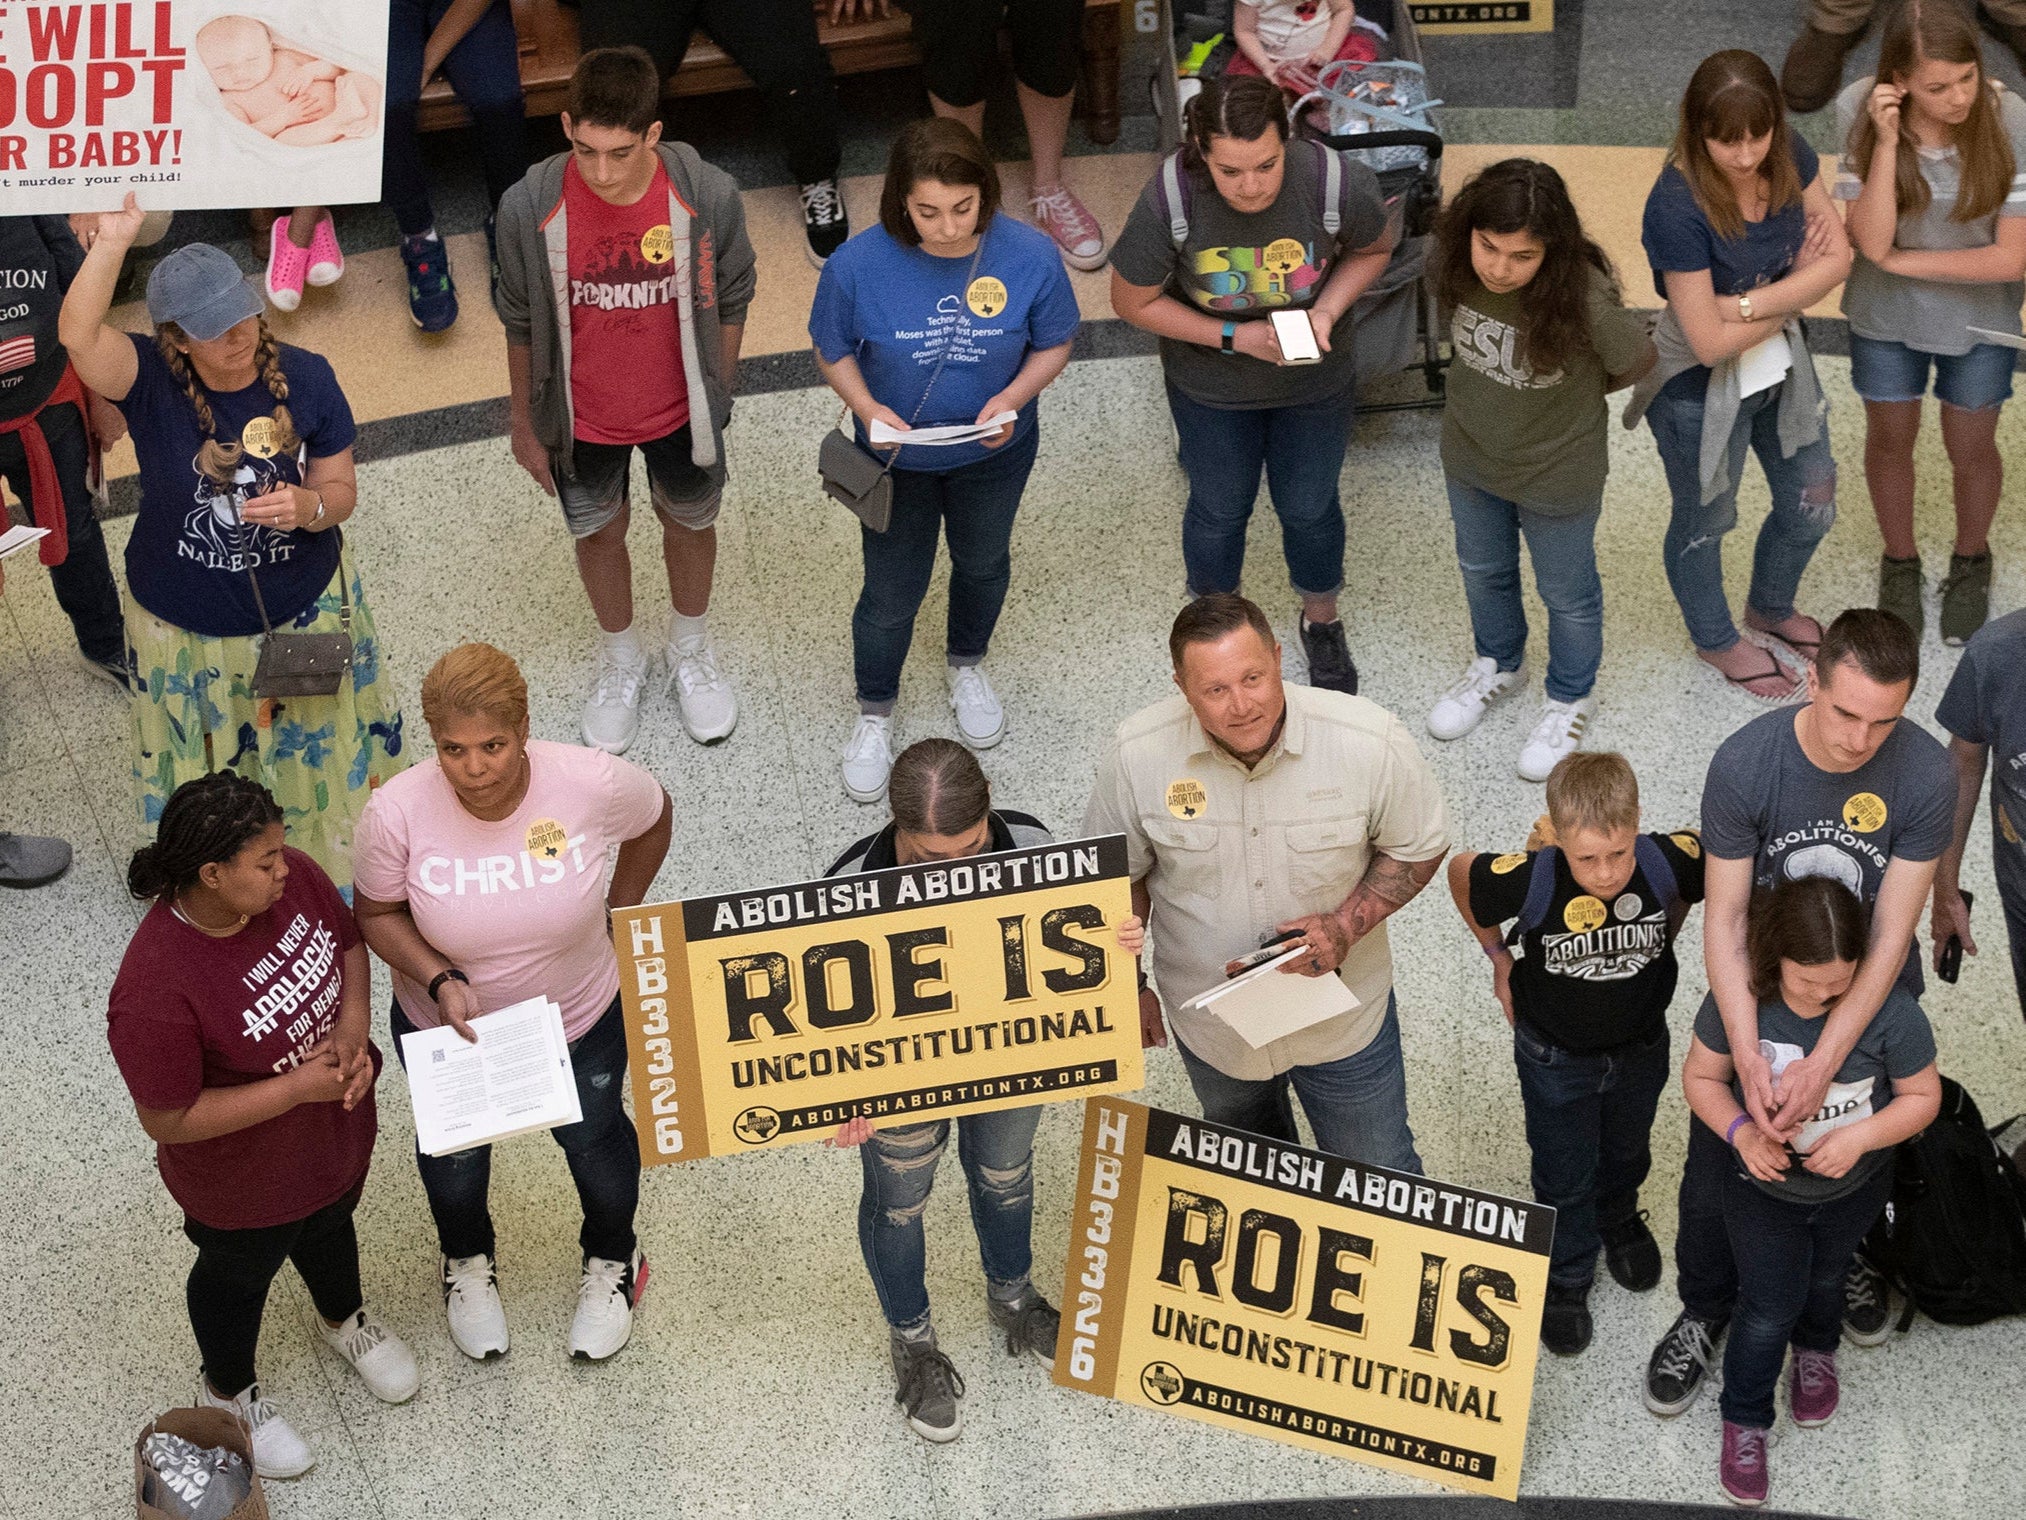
[238,519,353,699]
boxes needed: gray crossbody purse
[234,513,354,698]
[818,241,984,534]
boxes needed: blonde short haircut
[1544,751,1640,837]
[420,642,529,735]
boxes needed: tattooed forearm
[1335,851,1445,943]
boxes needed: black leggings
[576,0,842,184]
[183,1184,366,1398]
[903,0,1085,106]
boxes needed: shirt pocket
[1142,816,1222,906]
[1284,816,1368,908]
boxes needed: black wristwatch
[428,967,470,1002]
[1220,321,1237,355]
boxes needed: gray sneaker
[1878,554,1924,639]
[1939,552,1992,647]
[890,1330,964,1443]
[988,1289,1061,1372]
[0,831,71,889]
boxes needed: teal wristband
[1220,321,1236,355]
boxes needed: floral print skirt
[127,547,407,896]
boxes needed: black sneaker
[1644,1309,1725,1416]
[1602,1210,1663,1293]
[1299,617,1358,695]
[400,231,458,333]
[890,1330,964,1443]
[988,1289,1061,1371]
[1541,1282,1593,1356]
[800,178,849,268]
[1842,1256,1894,1347]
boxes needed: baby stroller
[1148,0,1448,411]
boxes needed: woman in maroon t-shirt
[107,774,419,1481]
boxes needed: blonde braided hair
[154,317,300,485]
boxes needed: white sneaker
[1517,695,1597,783]
[441,1253,510,1362]
[667,631,738,744]
[948,663,1006,749]
[841,713,895,803]
[581,644,648,754]
[318,1307,420,1404]
[569,1247,648,1362]
[196,1379,313,1479]
[1426,657,1525,741]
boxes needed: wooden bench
[418,0,1123,145]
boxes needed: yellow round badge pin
[1564,895,1607,934]
[966,275,1008,318]
[1842,793,1888,833]
[525,818,567,860]
[1489,853,1528,874]
[2002,809,2021,845]
[1165,779,1207,820]
[641,224,675,263]
[1262,237,1307,275]
[1670,830,1702,859]
[239,416,281,459]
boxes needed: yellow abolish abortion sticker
[1056,1100,1554,1500]
[613,835,1141,1164]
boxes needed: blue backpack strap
[1158,150,1191,248]
[1635,834,1682,925]
[1510,848,1560,945]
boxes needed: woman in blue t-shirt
[1631,51,1853,701]
[809,118,1079,805]
[59,196,406,895]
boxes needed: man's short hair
[1169,592,1276,670]
[567,46,662,136]
[1816,607,1919,691]
[1544,752,1640,838]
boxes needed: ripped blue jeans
[391,995,640,1263]
[1647,380,1838,654]
[858,1106,1040,1334]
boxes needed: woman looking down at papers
[352,643,672,1367]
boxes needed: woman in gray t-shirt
[1836,1,2026,646]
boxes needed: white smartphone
[1269,308,1322,364]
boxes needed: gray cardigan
[494,140,757,482]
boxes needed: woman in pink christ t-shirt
[352,642,671,1368]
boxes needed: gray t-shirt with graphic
[1935,607,2026,847]
[1833,76,2026,354]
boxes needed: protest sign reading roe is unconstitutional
[0,1,390,212]
[613,836,1141,1165]
[1056,1101,1554,1501]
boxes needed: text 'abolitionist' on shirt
[612,836,1142,1164]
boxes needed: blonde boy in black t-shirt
[1447,751,1705,1356]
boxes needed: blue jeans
[0,398,125,667]
[1174,992,1422,1173]
[390,996,640,1262]
[1513,1022,1669,1289]
[1718,1164,1891,1428]
[1166,381,1350,599]
[858,1106,1040,1333]
[1849,334,2015,410]
[852,424,1037,708]
[1444,478,1604,703]
[1673,1114,1740,1321]
[1646,382,1837,653]
[383,0,529,234]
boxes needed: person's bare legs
[287,205,328,250]
[1863,398,1922,560]
[1938,401,2001,557]
[575,506,636,633]
[928,93,987,138]
[1015,80,1074,192]
[661,520,717,620]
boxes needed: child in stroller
[1228,0,1383,125]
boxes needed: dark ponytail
[1746,876,1870,1003]
[888,738,992,838]
[128,772,285,900]
[1183,74,1289,170]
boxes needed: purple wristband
[1725,1114,1750,1148]
[1481,939,1506,959]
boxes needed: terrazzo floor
[3,345,2024,1520]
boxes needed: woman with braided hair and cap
[60,193,406,894]
[108,772,421,1480]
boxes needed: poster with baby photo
[0,1,390,212]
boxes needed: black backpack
[1860,1076,2026,1330]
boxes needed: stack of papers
[0,525,51,560]
[1182,948,1359,1049]
[869,411,1016,448]
[400,996,581,1156]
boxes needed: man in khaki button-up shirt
[1083,595,1448,1173]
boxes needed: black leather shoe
[1541,1282,1592,1356]
[1602,1210,1663,1293]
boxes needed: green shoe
[1939,552,1993,646]
[1878,555,1924,638]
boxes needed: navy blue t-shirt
[808,214,1079,472]
[118,334,355,637]
[1643,130,1822,399]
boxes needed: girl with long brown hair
[1836,0,2026,645]
[1425,159,1654,781]
[1631,50,1852,701]
[58,193,406,894]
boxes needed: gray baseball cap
[145,243,263,342]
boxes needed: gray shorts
[552,425,720,538]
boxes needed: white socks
[669,610,709,654]
[602,624,644,664]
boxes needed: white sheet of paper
[400,997,582,1157]
[1183,947,1359,1049]
[869,412,1017,448]
[0,525,51,560]
[1967,325,2026,351]
[1736,331,1793,398]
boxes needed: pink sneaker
[1031,184,1107,271]
[1719,1421,1769,1508]
[265,217,309,312]
[1788,1347,1839,1427]
[306,214,344,287]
